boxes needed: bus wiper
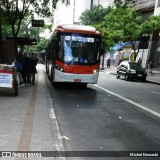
[89,63,93,66]
[66,57,77,64]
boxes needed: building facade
[154,0,160,15]
[54,0,90,26]
[150,0,160,68]
[90,0,114,8]
[135,0,156,20]
[134,0,160,69]
[54,0,114,26]
[136,0,160,68]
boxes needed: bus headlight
[93,69,99,74]
[55,64,64,72]
[60,68,64,72]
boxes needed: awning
[110,41,140,51]
[6,37,37,45]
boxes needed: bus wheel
[81,83,87,88]
[51,68,55,83]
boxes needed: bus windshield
[61,33,101,65]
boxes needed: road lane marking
[93,84,160,118]
[151,91,160,95]
[44,67,66,159]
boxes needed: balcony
[135,0,156,12]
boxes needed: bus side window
[54,35,63,61]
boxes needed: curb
[108,72,160,85]
[146,80,160,85]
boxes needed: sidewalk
[104,66,160,84]
[0,64,65,159]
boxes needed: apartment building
[90,0,114,8]
[54,0,114,26]
[136,0,156,11]
[154,0,160,15]
[134,0,160,68]
[135,0,156,20]
[150,0,160,68]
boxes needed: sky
[53,0,114,26]
[39,0,114,38]
[39,0,86,39]
[39,0,81,38]
[54,0,87,26]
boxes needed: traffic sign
[32,19,44,27]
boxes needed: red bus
[46,24,101,86]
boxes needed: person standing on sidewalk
[148,61,153,75]
[29,54,38,85]
[14,53,23,86]
[107,58,111,68]
[138,57,142,65]
[21,53,30,84]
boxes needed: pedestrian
[29,54,38,85]
[21,53,32,84]
[107,58,111,68]
[138,57,142,65]
[15,53,23,74]
[14,53,24,86]
[148,61,153,75]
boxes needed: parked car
[116,61,147,81]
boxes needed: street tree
[95,23,116,52]
[100,7,142,52]
[142,15,160,34]
[1,7,13,38]
[26,24,52,54]
[0,0,70,38]
[79,5,112,25]
[36,37,48,52]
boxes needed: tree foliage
[0,0,70,38]
[99,7,142,51]
[142,15,160,34]
[79,5,112,25]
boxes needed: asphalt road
[47,71,160,160]
[98,71,160,114]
